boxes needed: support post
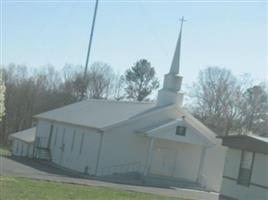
[144,137,154,176]
[197,146,207,184]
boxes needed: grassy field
[0,176,188,200]
[0,145,10,156]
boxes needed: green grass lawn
[0,145,10,156]
[0,176,188,200]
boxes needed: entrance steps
[36,148,51,161]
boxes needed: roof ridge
[85,99,155,105]
[221,134,268,143]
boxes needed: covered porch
[136,119,216,187]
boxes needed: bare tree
[113,73,125,101]
[0,62,118,145]
[125,59,159,101]
[189,67,243,136]
[240,84,268,134]
[0,64,77,145]
[189,67,268,136]
[62,65,86,101]
[87,62,114,99]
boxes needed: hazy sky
[1,0,267,86]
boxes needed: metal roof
[9,127,36,143]
[219,134,268,154]
[33,99,220,146]
[34,99,155,130]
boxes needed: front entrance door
[150,146,177,177]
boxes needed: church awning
[219,134,268,154]
[9,127,36,144]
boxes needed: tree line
[0,60,267,145]
[188,67,268,136]
[0,59,159,144]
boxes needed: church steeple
[156,17,186,107]
[169,17,185,75]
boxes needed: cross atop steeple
[179,16,186,28]
[169,16,186,74]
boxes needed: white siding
[251,153,268,187]
[27,145,34,157]
[36,120,51,147]
[11,140,19,156]
[223,148,241,178]
[97,108,176,176]
[151,139,203,182]
[48,122,101,175]
[11,139,34,157]
[221,178,268,200]
[200,145,226,192]
[98,126,149,176]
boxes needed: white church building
[9,22,226,192]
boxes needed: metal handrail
[34,136,52,160]
[35,136,49,148]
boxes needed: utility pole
[80,0,99,100]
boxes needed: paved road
[0,156,219,200]
[0,156,85,178]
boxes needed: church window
[80,133,85,154]
[176,126,186,136]
[20,143,23,155]
[71,130,76,152]
[16,141,19,154]
[61,128,65,152]
[48,124,54,148]
[237,151,254,186]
